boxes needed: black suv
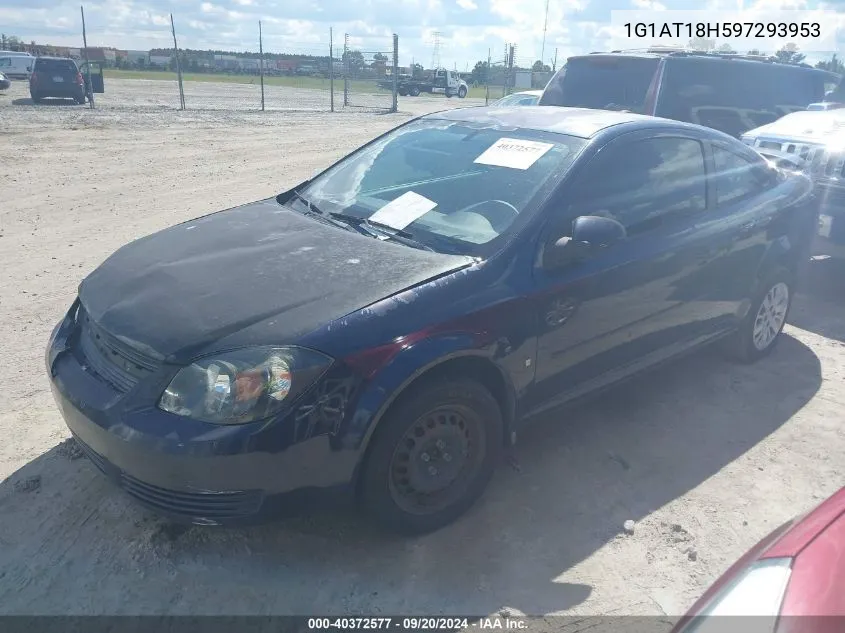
[539,50,841,138]
[29,56,86,104]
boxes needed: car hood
[79,198,473,360]
[745,109,845,144]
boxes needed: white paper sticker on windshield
[474,137,554,170]
[368,191,438,230]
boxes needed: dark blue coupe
[47,106,816,534]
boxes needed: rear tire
[360,377,503,535]
[723,267,793,363]
[409,85,420,97]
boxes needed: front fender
[342,333,516,477]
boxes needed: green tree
[816,53,845,74]
[411,63,424,78]
[471,60,489,83]
[717,43,735,53]
[532,59,550,72]
[342,50,365,72]
[775,43,805,65]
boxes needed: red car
[672,487,845,633]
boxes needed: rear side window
[539,56,660,113]
[35,59,78,73]
[712,145,775,206]
[656,58,829,137]
[571,137,706,234]
[0,58,9,68]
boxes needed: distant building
[149,54,172,67]
[125,50,148,66]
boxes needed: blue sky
[2,0,844,69]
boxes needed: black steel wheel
[360,377,502,535]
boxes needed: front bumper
[46,306,358,525]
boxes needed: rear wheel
[360,377,503,535]
[723,267,793,363]
[409,85,420,97]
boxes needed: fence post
[170,13,186,110]
[343,33,349,107]
[259,20,265,112]
[485,48,491,105]
[329,27,334,113]
[507,44,515,97]
[80,5,94,109]
[391,34,398,113]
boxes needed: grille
[753,138,845,179]
[74,434,263,520]
[75,306,161,393]
[120,473,263,520]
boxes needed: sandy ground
[1,77,844,622]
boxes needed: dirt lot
[1,77,844,621]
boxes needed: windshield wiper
[288,190,354,232]
[328,213,435,252]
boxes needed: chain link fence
[8,7,400,113]
[342,34,399,112]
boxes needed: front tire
[458,86,467,98]
[724,267,793,363]
[360,377,503,535]
[409,86,420,97]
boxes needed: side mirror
[572,215,627,246]
[543,215,627,270]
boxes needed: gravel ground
[1,77,844,622]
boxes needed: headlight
[679,558,792,633]
[158,346,332,425]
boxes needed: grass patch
[104,68,494,100]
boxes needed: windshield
[539,56,660,112]
[293,119,586,256]
[35,59,78,73]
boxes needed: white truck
[0,51,35,79]
[382,68,468,98]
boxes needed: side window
[0,58,10,68]
[572,137,707,235]
[712,145,772,206]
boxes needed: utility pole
[541,0,550,66]
[258,20,265,112]
[170,13,185,110]
[80,5,94,109]
[431,31,442,69]
[553,47,558,72]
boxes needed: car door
[526,130,722,415]
[704,141,789,313]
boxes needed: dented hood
[79,199,472,359]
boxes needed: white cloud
[456,0,477,9]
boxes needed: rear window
[655,58,830,137]
[538,56,660,113]
[34,59,78,73]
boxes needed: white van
[0,53,35,79]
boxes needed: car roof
[425,105,707,139]
[569,50,838,78]
[35,56,76,61]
